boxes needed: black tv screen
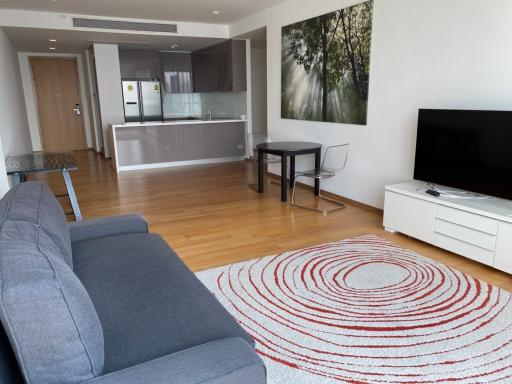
[414,109,512,200]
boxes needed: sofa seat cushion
[84,338,265,384]
[0,182,72,267]
[0,222,104,384]
[72,233,254,373]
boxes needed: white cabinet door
[383,191,436,243]
[495,222,512,274]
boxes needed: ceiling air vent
[72,18,178,33]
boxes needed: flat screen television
[414,109,512,200]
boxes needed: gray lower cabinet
[116,122,246,167]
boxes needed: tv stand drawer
[495,222,512,273]
[433,233,495,267]
[434,219,497,251]
[436,205,499,235]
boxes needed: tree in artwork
[281,1,373,125]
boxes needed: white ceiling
[3,27,225,53]
[0,0,286,24]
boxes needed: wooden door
[30,57,87,151]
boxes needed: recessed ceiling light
[49,47,56,50]
[49,38,57,42]
[212,10,221,15]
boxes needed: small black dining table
[257,141,322,202]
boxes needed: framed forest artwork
[281,0,373,125]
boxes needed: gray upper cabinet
[192,39,247,93]
[191,44,223,93]
[230,40,247,92]
[159,52,193,94]
[118,40,246,92]
[119,49,160,79]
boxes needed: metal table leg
[314,150,321,196]
[289,155,296,189]
[258,149,264,193]
[62,169,83,222]
[281,155,288,202]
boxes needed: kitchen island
[110,119,246,172]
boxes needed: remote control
[426,189,440,197]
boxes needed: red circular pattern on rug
[204,236,512,383]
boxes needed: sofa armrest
[82,338,266,384]
[68,214,149,243]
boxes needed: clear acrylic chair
[291,143,350,214]
[247,132,281,190]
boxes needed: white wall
[229,0,512,208]
[93,43,124,158]
[18,52,94,151]
[84,47,102,152]
[0,135,9,196]
[0,27,32,194]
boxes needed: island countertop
[110,119,247,172]
[112,118,247,129]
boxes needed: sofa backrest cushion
[0,182,73,267]
[0,222,104,384]
[0,183,104,384]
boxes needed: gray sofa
[0,182,266,384]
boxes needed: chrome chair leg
[290,175,346,214]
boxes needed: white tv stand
[384,181,512,274]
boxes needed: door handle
[73,104,81,116]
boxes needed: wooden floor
[31,150,512,291]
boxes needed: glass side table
[5,152,83,222]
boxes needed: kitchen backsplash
[162,91,247,119]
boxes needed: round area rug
[197,235,512,383]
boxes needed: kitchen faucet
[206,104,215,120]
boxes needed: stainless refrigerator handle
[138,81,145,122]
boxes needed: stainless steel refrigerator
[122,80,163,123]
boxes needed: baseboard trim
[266,172,382,213]
[117,156,245,172]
